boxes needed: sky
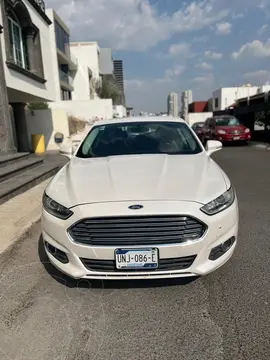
[46,0,270,112]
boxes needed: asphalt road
[0,146,269,360]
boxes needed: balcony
[57,44,78,71]
[59,70,74,90]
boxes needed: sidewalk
[0,177,50,256]
[250,141,270,150]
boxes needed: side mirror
[206,140,222,156]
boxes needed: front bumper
[217,133,251,142]
[41,200,239,280]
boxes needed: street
[0,146,269,360]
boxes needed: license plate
[115,248,158,269]
[233,136,240,140]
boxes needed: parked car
[42,117,239,280]
[201,115,251,145]
[191,122,205,142]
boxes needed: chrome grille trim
[68,215,207,246]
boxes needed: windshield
[192,122,204,129]
[215,117,240,126]
[76,121,203,158]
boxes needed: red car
[201,115,251,145]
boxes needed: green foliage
[27,102,49,110]
[94,76,123,105]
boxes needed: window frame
[8,14,27,69]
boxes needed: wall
[45,9,60,102]
[70,42,100,101]
[0,0,55,102]
[26,108,70,151]
[188,101,208,113]
[99,48,114,74]
[187,112,213,126]
[212,87,260,111]
[49,99,113,121]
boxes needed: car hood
[46,153,229,208]
[217,125,246,131]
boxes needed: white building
[70,41,101,101]
[46,9,78,101]
[0,0,55,152]
[212,84,270,111]
[181,90,193,120]
[167,92,178,117]
[48,40,113,121]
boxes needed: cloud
[232,12,244,19]
[204,50,223,60]
[232,39,270,60]
[46,0,229,51]
[193,76,208,82]
[168,43,191,57]
[196,62,212,70]
[165,65,186,78]
[216,22,232,35]
[243,70,270,83]
[192,35,209,43]
[257,24,268,36]
[124,79,145,88]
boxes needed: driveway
[0,146,269,360]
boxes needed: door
[203,118,211,140]
[209,119,216,139]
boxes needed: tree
[93,76,124,105]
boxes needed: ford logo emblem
[129,204,143,210]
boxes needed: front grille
[228,130,243,135]
[80,255,197,272]
[68,215,207,246]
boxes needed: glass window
[61,88,71,100]
[55,20,70,54]
[215,117,240,126]
[192,122,204,130]
[76,121,203,158]
[8,15,29,70]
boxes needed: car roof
[91,116,187,126]
[213,115,233,119]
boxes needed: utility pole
[0,24,16,153]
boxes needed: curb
[0,178,51,258]
[0,219,40,267]
[251,143,270,150]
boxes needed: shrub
[27,102,49,110]
[68,115,87,135]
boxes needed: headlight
[42,193,73,219]
[200,187,235,215]
[245,128,250,133]
[217,130,226,134]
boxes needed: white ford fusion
[42,117,239,280]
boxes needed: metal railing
[59,70,68,83]
[34,0,45,11]
[59,70,74,86]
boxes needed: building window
[214,98,219,109]
[55,20,70,54]
[8,12,29,70]
[61,88,72,101]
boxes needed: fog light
[209,237,235,261]
[45,241,69,264]
[221,238,234,252]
